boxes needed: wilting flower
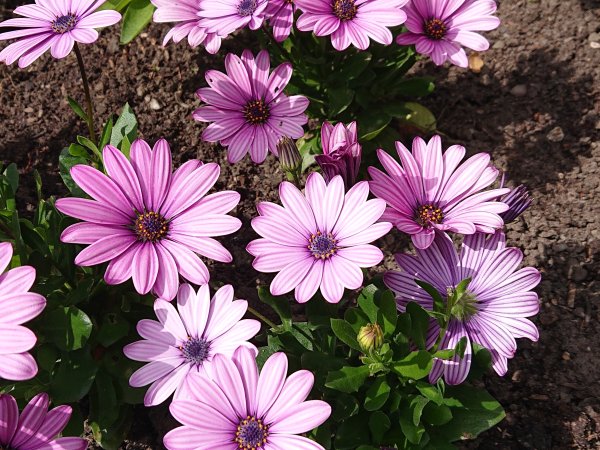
[397,0,500,67]
[0,393,87,450]
[56,140,241,301]
[0,242,46,381]
[369,135,509,250]
[385,231,540,385]
[198,0,269,36]
[0,0,121,68]
[315,121,362,189]
[499,185,532,223]
[193,50,309,164]
[247,173,392,303]
[124,284,260,406]
[151,0,222,53]
[295,0,408,51]
[266,0,296,42]
[164,347,331,450]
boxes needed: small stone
[546,126,565,143]
[492,40,505,49]
[589,32,600,42]
[591,42,600,49]
[571,266,588,282]
[511,370,522,382]
[510,84,527,97]
[24,107,33,113]
[562,352,571,361]
[530,394,549,401]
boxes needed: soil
[1,0,599,449]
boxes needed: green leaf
[369,411,391,445]
[67,96,88,122]
[99,117,114,151]
[4,163,18,195]
[77,135,98,153]
[338,52,372,80]
[331,393,359,421]
[36,345,58,373]
[411,395,430,426]
[357,284,378,323]
[68,143,89,158]
[325,365,370,393]
[96,313,130,347]
[334,413,371,449]
[120,0,155,44]
[258,286,292,330]
[89,369,119,427]
[399,102,437,133]
[400,403,427,444]
[376,290,397,337]
[344,307,370,333]
[330,318,361,351]
[41,306,93,351]
[301,351,345,373]
[364,376,391,411]
[422,402,453,426]
[415,279,446,319]
[50,349,98,403]
[392,350,432,380]
[59,147,87,197]
[328,86,354,116]
[394,77,435,97]
[406,302,430,350]
[110,103,138,148]
[416,381,444,405]
[359,112,392,141]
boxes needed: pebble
[591,42,600,49]
[510,84,528,96]
[546,126,565,142]
[493,40,505,49]
[562,352,571,361]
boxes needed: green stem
[261,27,293,62]
[433,296,454,353]
[247,306,277,329]
[73,43,97,144]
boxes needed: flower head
[277,137,302,173]
[397,0,500,67]
[0,393,86,450]
[295,0,408,51]
[499,185,532,223]
[164,347,331,450]
[315,121,362,189]
[266,0,296,42]
[56,139,242,300]
[357,323,384,353]
[193,50,309,164]
[247,173,392,303]
[198,0,269,36]
[0,242,46,381]
[385,231,540,385]
[369,135,509,250]
[0,0,121,68]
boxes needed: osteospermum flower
[124,284,260,406]
[315,120,362,189]
[396,0,500,67]
[193,50,309,164]
[0,242,46,381]
[151,0,222,53]
[369,135,509,250]
[198,0,269,36]
[247,173,392,303]
[385,231,540,385]
[164,347,331,450]
[266,0,296,42]
[295,0,408,51]
[0,0,121,68]
[56,139,242,301]
[0,393,86,450]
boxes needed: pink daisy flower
[0,392,87,450]
[315,120,362,189]
[368,135,509,250]
[295,0,408,51]
[193,50,309,164]
[0,0,121,68]
[198,0,269,37]
[124,284,260,406]
[385,231,540,385]
[0,242,46,381]
[151,0,222,53]
[247,173,392,304]
[164,347,331,450]
[396,0,500,67]
[266,0,296,42]
[56,139,242,301]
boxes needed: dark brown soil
[1,0,599,448]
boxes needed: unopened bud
[357,323,384,353]
[277,137,302,173]
[499,184,532,223]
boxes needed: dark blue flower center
[308,231,338,259]
[235,417,269,449]
[51,14,78,34]
[237,0,258,16]
[415,204,444,227]
[180,337,211,365]
[424,18,447,40]
[244,99,270,124]
[134,211,169,242]
[332,0,358,21]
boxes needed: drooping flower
[193,50,309,164]
[0,0,121,68]
[164,347,331,450]
[56,139,242,301]
[0,242,46,381]
[315,121,362,189]
[0,393,87,450]
[124,284,260,406]
[266,0,296,42]
[499,185,532,223]
[396,0,500,67]
[151,0,222,53]
[247,173,392,303]
[369,135,509,250]
[198,0,269,37]
[295,0,408,51]
[385,231,540,385]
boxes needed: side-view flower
[315,120,362,189]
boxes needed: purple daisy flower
[396,0,500,67]
[385,231,540,385]
[198,0,269,37]
[0,393,87,450]
[295,0,408,51]
[193,50,309,164]
[247,173,392,303]
[369,135,509,250]
[0,242,46,381]
[56,139,242,301]
[266,0,296,42]
[164,347,331,450]
[315,120,362,189]
[124,284,260,406]
[0,0,121,68]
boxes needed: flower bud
[315,121,362,189]
[277,137,302,173]
[357,323,384,353]
[499,184,532,223]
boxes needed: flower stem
[247,306,277,329]
[261,27,293,62]
[73,42,97,143]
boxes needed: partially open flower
[278,137,302,173]
[357,323,384,353]
[315,121,362,189]
[499,184,532,223]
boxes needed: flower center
[332,0,358,21]
[244,99,270,124]
[51,14,78,34]
[424,18,447,40]
[449,289,478,321]
[237,0,258,16]
[415,204,444,227]
[308,231,338,259]
[134,211,169,242]
[235,417,269,449]
[180,337,211,365]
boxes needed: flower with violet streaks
[198,0,269,37]
[295,0,408,51]
[315,120,362,189]
[0,0,121,68]
[247,172,392,303]
[369,135,509,250]
[385,231,540,385]
[396,0,500,67]
[56,139,241,301]
[193,49,309,164]
[150,0,222,53]
[164,347,331,450]
[266,0,296,42]
[499,184,532,223]
[124,284,260,406]
[0,242,46,381]
[0,392,87,450]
